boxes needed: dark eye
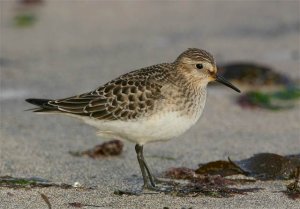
[196,64,203,69]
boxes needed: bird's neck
[172,69,208,92]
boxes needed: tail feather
[25,98,57,111]
[26,98,51,106]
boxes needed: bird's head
[175,48,240,93]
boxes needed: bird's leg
[138,145,174,185]
[113,145,155,196]
[138,145,156,187]
[135,144,174,193]
[135,144,155,189]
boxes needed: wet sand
[1,1,299,208]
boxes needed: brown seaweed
[164,167,196,180]
[217,62,293,87]
[68,202,102,208]
[195,153,300,180]
[196,158,248,176]
[154,153,300,197]
[283,167,300,200]
[160,167,260,198]
[69,140,123,159]
[238,153,300,180]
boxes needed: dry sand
[1,1,300,208]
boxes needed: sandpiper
[26,48,240,191]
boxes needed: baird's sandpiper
[26,48,240,191]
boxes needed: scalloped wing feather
[45,63,173,121]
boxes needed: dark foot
[114,183,175,196]
[114,188,165,196]
[143,182,175,193]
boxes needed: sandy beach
[1,1,300,208]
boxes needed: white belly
[83,110,202,145]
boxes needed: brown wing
[47,63,172,121]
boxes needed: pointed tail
[25,98,56,112]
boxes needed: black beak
[215,74,241,93]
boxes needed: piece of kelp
[194,153,300,180]
[68,202,103,208]
[161,168,260,197]
[14,0,44,28]
[69,140,123,158]
[174,183,261,198]
[113,168,260,197]
[0,176,53,188]
[217,63,294,87]
[14,14,37,27]
[19,0,44,5]
[283,167,300,200]
[238,153,300,180]
[164,167,196,180]
[237,87,300,110]
[164,167,238,186]
[196,158,248,176]
[156,153,300,197]
[0,176,91,189]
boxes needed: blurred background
[0,0,300,200]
